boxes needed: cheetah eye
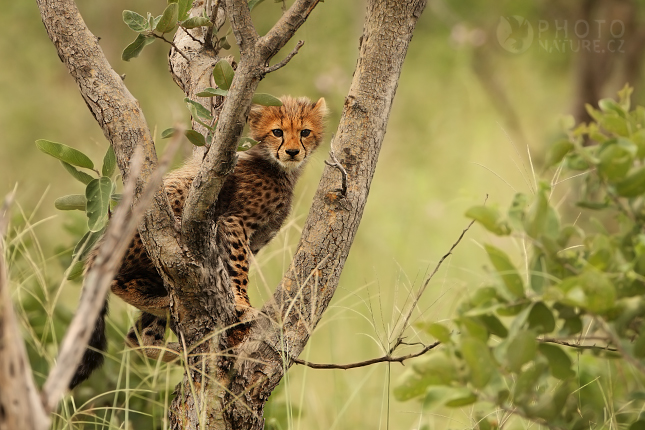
[300,129,311,137]
[272,129,283,137]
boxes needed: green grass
[2,0,639,428]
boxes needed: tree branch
[35,0,188,316]
[540,336,618,352]
[153,33,190,61]
[293,341,440,370]
[41,133,182,413]
[264,40,305,75]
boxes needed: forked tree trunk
[32,0,427,429]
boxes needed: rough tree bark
[32,0,427,428]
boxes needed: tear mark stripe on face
[276,135,285,160]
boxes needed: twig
[153,33,190,62]
[391,218,477,351]
[293,341,440,370]
[264,40,305,74]
[179,25,202,45]
[324,150,348,196]
[540,337,617,352]
[596,317,645,374]
[41,129,184,413]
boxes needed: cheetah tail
[69,298,109,389]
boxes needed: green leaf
[599,98,627,117]
[529,254,546,293]
[545,140,574,167]
[601,115,630,136]
[513,361,547,402]
[36,139,94,170]
[566,153,590,170]
[524,184,550,238]
[561,316,582,336]
[122,10,149,32]
[196,87,229,98]
[460,317,488,341]
[61,161,94,185]
[85,177,113,232]
[484,244,524,298]
[393,368,435,401]
[185,98,213,120]
[102,145,116,178]
[122,33,156,61]
[558,270,615,314]
[73,228,105,261]
[419,322,451,343]
[461,336,496,388]
[576,200,609,210]
[149,14,162,31]
[180,16,213,29]
[252,93,283,106]
[178,0,191,21]
[538,343,574,379]
[506,330,537,372]
[527,302,555,334]
[237,137,258,151]
[54,194,87,211]
[598,141,633,181]
[588,234,613,270]
[248,0,267,11]
[422,386,477,410]
[479,314,508,338]
[465,205,510,236]
[213,59,235,90]
[161,128,176,139]
[156,3,178,33]
[219,36,231,50]
[412,354,456,385]
[185,130,206,146]
[507,192,528,230]
[615,167,645,197]
[67,261,85,280]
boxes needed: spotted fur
[70,96,327,388]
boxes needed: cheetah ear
[312,97,328,117]
[248,104,265,124]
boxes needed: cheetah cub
[70,96,328,388]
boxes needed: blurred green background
[2,0,644,429]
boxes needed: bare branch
[540,337,618,352]
[324,150,348,197]
[391,218,476,348]
[264,40,305,75]
[0,192,50,430]
[41,133,183,413]
[153,33,190,61]
[293,341,440,370]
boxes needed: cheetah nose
[285,149,300,158]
